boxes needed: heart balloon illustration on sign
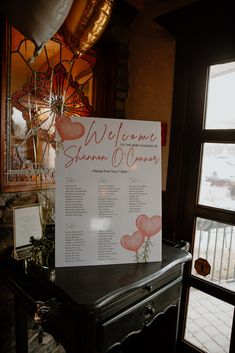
[56,116,85,140]
[136,215,162,238]
[121,231,145,252]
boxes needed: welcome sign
[55,116,162,267]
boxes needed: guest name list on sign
[55,117,162,267]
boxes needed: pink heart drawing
[121,231,145,252]
[56,115,85,140]
[136,214,162,238]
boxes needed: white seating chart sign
[55,116,162,267]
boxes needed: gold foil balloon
[58,0,115,55]
[0,0,73,52]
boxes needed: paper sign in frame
[13,204,43,260]
[55,116,162,267]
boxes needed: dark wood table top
[0,243,191,313]
[50,244,191,307]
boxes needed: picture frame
[13,204,43,260]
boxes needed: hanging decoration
[1,0,115,56]
[0,0,73,53]
[55,0,115,55]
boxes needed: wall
[126,0,195,190]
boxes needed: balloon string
[24,40,27,62]
[28,94,38,190]
[49,67,54,107]
[33,70,39,190]
[61,55,75,115]
[34,71,38,112]
[33,65,44,191]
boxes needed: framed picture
[13,204,42,260]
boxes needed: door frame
[155,2,235,353]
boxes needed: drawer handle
[143,303,155,319]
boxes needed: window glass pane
[198,143,235,211]
[191,217,235,292]
[205,61,235,129]
[184,288,234,353]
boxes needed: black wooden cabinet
[0,243,191,353]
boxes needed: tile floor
[184,286,234,353]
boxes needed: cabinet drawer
[98,277,181,352]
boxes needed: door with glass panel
[175,58,235,353]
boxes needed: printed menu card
[55,116,162,267]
